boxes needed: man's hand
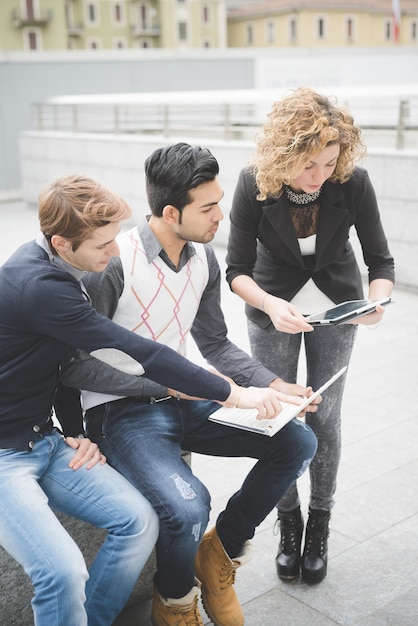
[223,385,308,420]
[65,436,106,470]
[269,378,321,415]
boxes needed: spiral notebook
[209,366,347,437]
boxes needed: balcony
[67,22,84,37]
[131,24,160,37]
[11,9,52,28]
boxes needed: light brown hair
[38,174,131,252]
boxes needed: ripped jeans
[85,397,316,599]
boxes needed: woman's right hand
[263,294,313,334]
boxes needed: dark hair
[145,143,219,217]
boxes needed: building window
[112,3,125,26]
[384,19,392,41]
[246,23,253,46]
[202,5,210,24]
[140,4,148,29]
[113,38,127,48]
[86,2,99,25]
[410,20,417,41]
[289,17,297,43]
[86,37,101,48]
[25,0,35,20]
[345,17,354,41]
[267,20,275,44]
[317,17,325,39]
[27,30,38,50]
[178,21,187,41]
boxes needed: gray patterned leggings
[248,319,357,513]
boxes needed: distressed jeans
[0,429,159,626]
[248,319,357,513]
[85,397,317,599]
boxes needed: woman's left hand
[349,303,385,326]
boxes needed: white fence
[33,85,418,149]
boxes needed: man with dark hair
[0,173,286,626]
[61,145,318,626]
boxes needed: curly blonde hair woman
[254,87,366,200]
[226,87,394,585]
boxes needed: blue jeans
[85,397,317,599]
[248,319,357,512]
[0,429,159,626]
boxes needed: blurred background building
[1,0,227,50]
[227,0,417,48]
[0,0,416,51]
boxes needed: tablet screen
[305,298,391,325]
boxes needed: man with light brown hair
[0,173,287,625]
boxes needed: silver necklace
[284,185,322,204]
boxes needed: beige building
[227,0,418,48]
[0,0,226,50]
[1,1,417,51]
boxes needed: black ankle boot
[301,509,330,584]
[275,507,303,580]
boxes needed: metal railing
[32,86,418,148]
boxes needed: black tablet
[305,298,392,326]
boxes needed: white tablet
[209,366,348,437]
[305,297,392,326]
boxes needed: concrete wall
[19,130,418,292]
[1,47,417,192]
[0,49,254,192]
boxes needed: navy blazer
[226,166,395,328]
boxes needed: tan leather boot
[151,583,204,626]
[194,526,253,626]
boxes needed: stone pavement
[1,200,418,625]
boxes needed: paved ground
[2,199,417,625]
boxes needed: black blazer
[226,166,395,328]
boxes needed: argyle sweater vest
[113,227,210,354]
[82,227,210,410]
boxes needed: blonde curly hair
[253,87,366,201]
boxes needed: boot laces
[169,596,203,626]
[278,513,302,554]
[218,559,237,589]
[305,516,329,557]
